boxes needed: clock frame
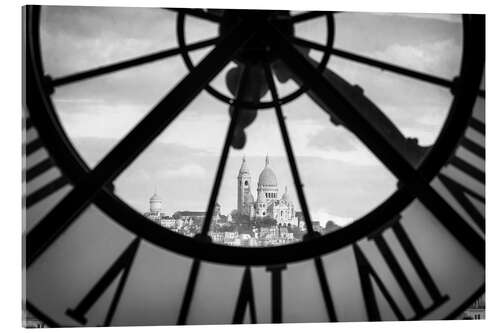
[23,5,485,326]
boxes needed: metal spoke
[166,8,223,23]
[51,37,219,87]
[199,65,252,236]
[293,37,456,91]
[26,23,256,267]
[263,62,314,235]
[177,259,201,324]
[289,11,338,24]
[268,23,484,265]
[266,62,338,321]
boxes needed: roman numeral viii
[354,217,449,321]
[66,238,141,326]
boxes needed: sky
[39,6,462,226]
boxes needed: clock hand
[225,64,268,149]
[26,22,257,268]
[268,22,484,265]
[273,50,429,167]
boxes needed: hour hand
[226,64,269,149]
[272,50,429,166]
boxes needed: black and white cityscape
[143,155,343,246]
[23,5,485,328]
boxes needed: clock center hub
[218,10,294,65]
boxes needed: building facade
[461,294,485,320]
[237,156,298,226]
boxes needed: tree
[231,212,251,224]
[257,216,277,228]
[325,220,340,233]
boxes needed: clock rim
[25,6,483,266]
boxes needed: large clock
[23,5,485,326]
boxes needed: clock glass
[23,5,485,327]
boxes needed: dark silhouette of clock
[24,6,485,326]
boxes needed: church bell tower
[237,156,251,213]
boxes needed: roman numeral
[434,115,485,233]
[437,172,484,232]
[266,264,287,323]
[314,257,338,321]
[177,259,201,325]
[354,217,448,321]
[233,266,257,324]
[66,238,140,326]
[178,262,288,325]
[26,176,69,208]
[24,121,70,209]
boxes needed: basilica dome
[258,155,278,187]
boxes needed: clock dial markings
[177,259,201,325]
[233,267,257,324]
[469,117,484,135]
[25,138,44,155]
[184,262,247,325]
[26,158,55,182]
[266,63,338,321]
[24,8,485,325]
[66,237,141,326]
[313,257,338,322]
[25,116,33,130]
[266,264,287,323]
[353,217,449,321]
[279,260,333,323]
[26,204,138,326]
[23,122,70,206]
[432,100,485,233]
[353,244,404,320]
[26,24,257,268]
[23,121,72,232]
[26,176,69,208]
[398,200,484,319]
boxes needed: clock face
[23,5,485,327]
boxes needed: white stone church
[237,155,298,226]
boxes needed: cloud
[307,126,357,152]
[378,13,462,24]
[371,38,461,78]
[40,8,458,224]
[41,6,218,107]
[161,163,208,178]
[334,12,461,55]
